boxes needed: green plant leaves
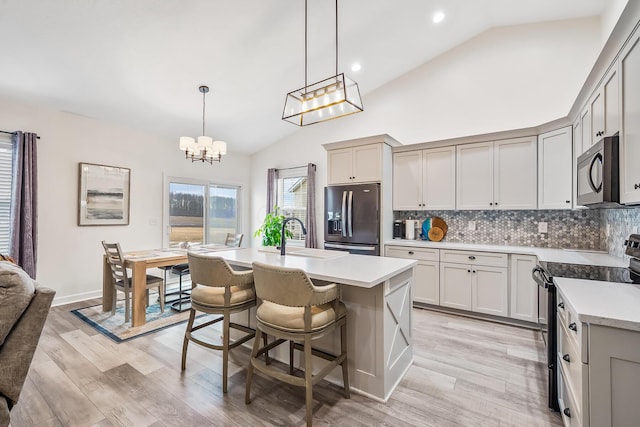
[254,206,294,247]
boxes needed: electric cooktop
[540,261,640,284]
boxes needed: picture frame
[78,162,130,226]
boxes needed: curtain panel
[305,163,317,248]
[10,131,38,279]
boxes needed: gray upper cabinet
[620,29,640,205]
[538,126,573,209]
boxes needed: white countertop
[384,239,627,267]
[555,277,640,332]
[197,247,417,289]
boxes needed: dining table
[102,244,229,327]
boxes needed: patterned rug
[71,300,193,343]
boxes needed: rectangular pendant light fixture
[282,0,363,126]
[282,73,363,126]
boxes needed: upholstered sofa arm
[0,285,55,411]
[310,283,338,306]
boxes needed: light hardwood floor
[10,300,562,426]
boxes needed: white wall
[250,18,602,243]
[0,97,252,304]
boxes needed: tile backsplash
[602,207,640,258]
[395,210,605,250]
[395,207,640,257]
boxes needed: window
[0,136,12,254]
[276,167,308,244]
[165,178,241,247]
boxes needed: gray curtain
[266,168,277,213]
[10,131,38,279]
[305,163,317,248]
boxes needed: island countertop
[198,246,417,288]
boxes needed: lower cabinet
[385,245,539,323]
[385,245,439,305]
[439,250,508,317]
[510,254,539,322]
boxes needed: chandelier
[282,0,363,126]
[179,85,227,163]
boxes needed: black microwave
[576,135,619,207]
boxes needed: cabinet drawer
[557,292,588,363]
[558,365,583,427]
[385,246,439,262]
[440,249,507,267]
[558,320,588,410]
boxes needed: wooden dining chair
[224,233,243,247]
[101,241,165,323]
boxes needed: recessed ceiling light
[351,63,361,72]
[432,11,445,24]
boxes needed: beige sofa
[0,261,55,427]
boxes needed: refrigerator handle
[341,191,347,237]
[348,191,353,237]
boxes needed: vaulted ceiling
[0,1,613,154]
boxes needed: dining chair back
[101,241,165,323]
[224,233,243,247]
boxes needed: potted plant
[254,206,293,247]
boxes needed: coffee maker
[393,220,405,239]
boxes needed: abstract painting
[78,163,130,225]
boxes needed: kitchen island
[203,247,417,402]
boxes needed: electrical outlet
[468,221,476,231]
[149,218,158,226]
[538,222,548,233]
[605,224,610,237]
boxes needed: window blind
[0,138,12,254]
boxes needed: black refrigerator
[324,183,380,255]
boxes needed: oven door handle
[532,266,548,288]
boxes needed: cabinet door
[581,107,592,153]
[393,151,422,210]
[589,325,640,427]
[352,144,382,183]
[472,265,508,317]
[414,261,440,305]
[456,142,493,210]
[327,148,354,185]
[494,137,537,210]
[591,90,604,143]
[509,254,538,322]
[538,127,573,209]
[603,67,619,137]
[439,263,471,310]
[423,146,456,210]
[620,32,640,205]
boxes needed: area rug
[71,300,193,343]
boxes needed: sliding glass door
[166,179,241,247]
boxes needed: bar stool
[169,263,191,312]
[245,261,350,426]
[182,253,268,393]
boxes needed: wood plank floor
[9,300,563,426]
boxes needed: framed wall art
[78,162,130,226]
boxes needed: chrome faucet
[280,217,307,255]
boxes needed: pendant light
[282,0,363,126]
[179,85,227,163]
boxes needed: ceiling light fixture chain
[179,85,227,164]
[282,0,363,126]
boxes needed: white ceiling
[0,0,612,154]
